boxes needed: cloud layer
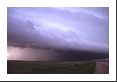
[7,7,109,52]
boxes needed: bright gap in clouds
[7,7,109,54]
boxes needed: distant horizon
[7,45,109,61]
[7,58,109,62]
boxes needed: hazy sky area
[7,7,109,61]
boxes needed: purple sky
[7,7,109,61]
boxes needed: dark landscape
[7,59,109,74]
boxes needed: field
[7,59,109,74]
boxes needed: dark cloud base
[7,45,109,61]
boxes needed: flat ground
[7,59,109,74]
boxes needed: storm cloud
[7,7,109,61]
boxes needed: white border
[0,0,116,81]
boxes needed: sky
[7,7,109,61]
